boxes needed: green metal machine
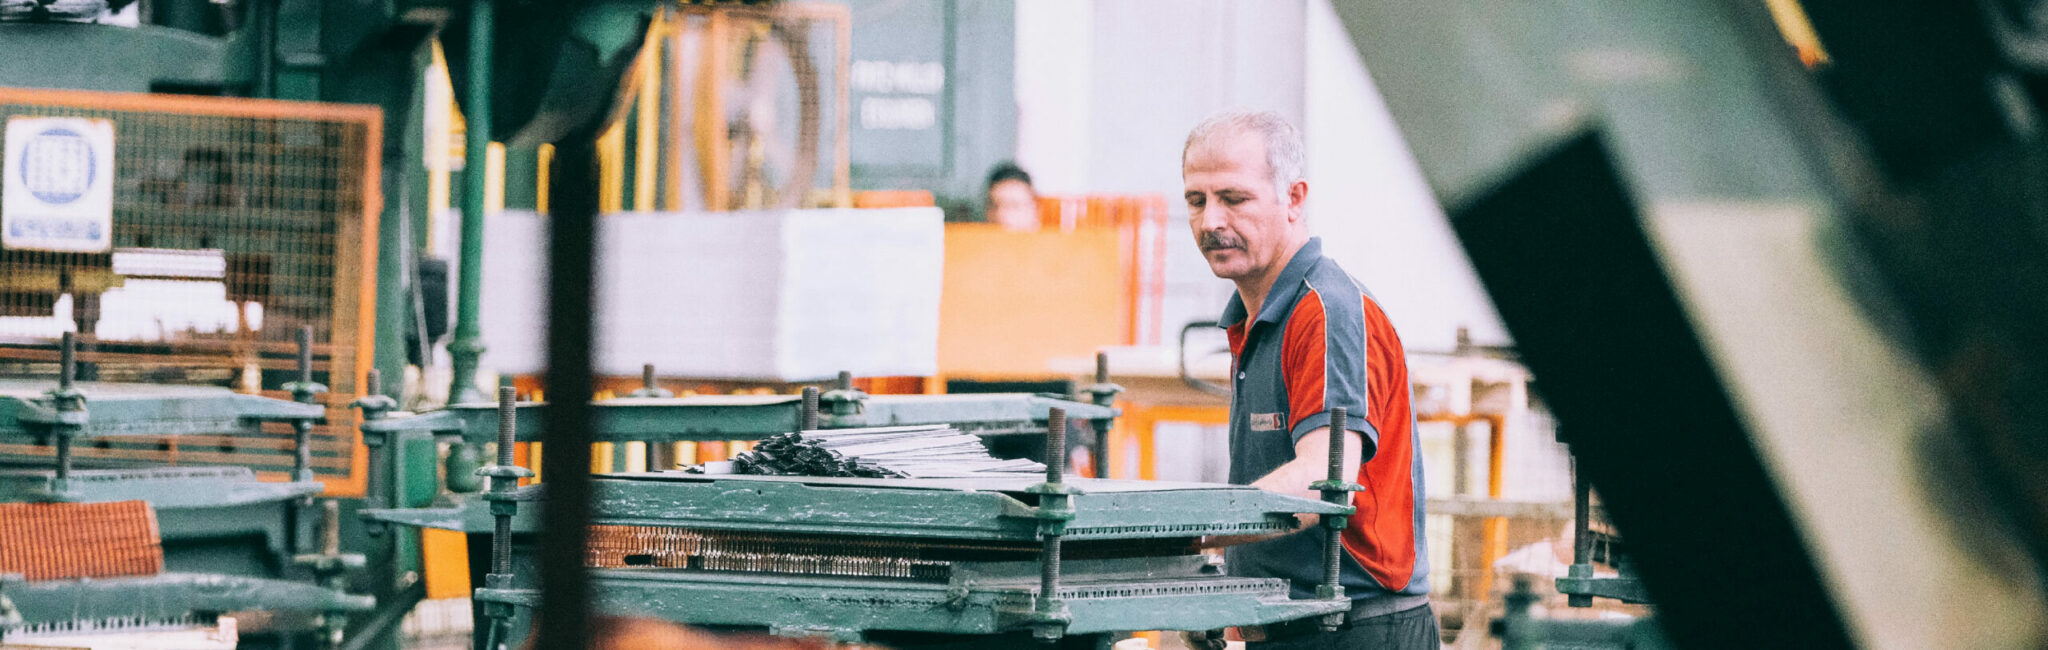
[555,472,1350,646]
[0,336,372,646]
[357,384,1364,648]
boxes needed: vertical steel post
[801,386,821,431]
[476,385,532,650]
[534,133,599,650]
[1313,407,1362,632]
[1027,406,1075,641]
[1041,411,1067,600]
[293,326,318,481]
[447,0,496,406]
[1570,455,1595,608]
[1080,351,1123,477]
[492,386,516,575]
[51,331,81,487]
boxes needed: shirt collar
[1217,237,1323,330]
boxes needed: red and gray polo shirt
[1219,237,1431,613]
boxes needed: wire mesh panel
[0,88,380,495]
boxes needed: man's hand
[1197,526,1301,551]
[1180,629,1228,650]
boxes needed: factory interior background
[0,0,2044,648]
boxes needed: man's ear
[1288,179,1309,221]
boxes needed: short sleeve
[1282,283,1379,459]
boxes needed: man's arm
[1200,425,1367,550]
[1251,426,1363,528]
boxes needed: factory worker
[1182,109,1437,649]
[983,161,1041,231]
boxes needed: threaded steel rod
[1040,536,1062,608]
[322,499,342,554]
[293,326,314,477]
[493,385,517,575]
[53,434,70,481]
[1045,407,1067,481]
[801,386,820,431]
[58,331,75,389]
[497,386,517,464]
[297,325,314,385]
[54,331,76,480]
[1323,407,1349,594]
[1570,455,1594,607]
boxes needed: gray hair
[1183,109,1305,198]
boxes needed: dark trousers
[1248,603,1440,650]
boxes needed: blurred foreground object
[1336,0,2048,647]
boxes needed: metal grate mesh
[0,89,380,495]
[0,499,163,581]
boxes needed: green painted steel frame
[590,474,1345,542]
[0,572,373,632]
[0,380,324,440]
[0,466,320,509]
[583,568,1344,637]
[358,394,1117,446]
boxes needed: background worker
[983,161,1041,231]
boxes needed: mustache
[1198,232,1244,251]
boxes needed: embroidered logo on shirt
[1250,413,1284,431]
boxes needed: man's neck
[1233,237,1309,321]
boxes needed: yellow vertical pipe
[598,123,626,213]
[536,143,554,214]
[694,10,730,210]
[665,16,687,211]
[634,15,662,212]
[1478,415,1509,598]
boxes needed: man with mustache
[1183,110,1435,648]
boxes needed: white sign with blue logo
[3,117,115,253]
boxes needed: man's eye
[1221,195,1247,205]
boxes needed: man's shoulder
[1295,258,1373,319]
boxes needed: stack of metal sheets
[724,424,1046,478]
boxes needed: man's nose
[1190,203,1223,231]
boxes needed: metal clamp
[819,370,869,419]
[350,368,399,421]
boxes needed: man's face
[1183,131,1302,281]
[987,179,1040,232]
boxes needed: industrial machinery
[437,394,1366,648]
[0,334,372,645]
[355,376,1130,644]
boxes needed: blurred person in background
[983,161,1041,231]
[1182,109,1436,649]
